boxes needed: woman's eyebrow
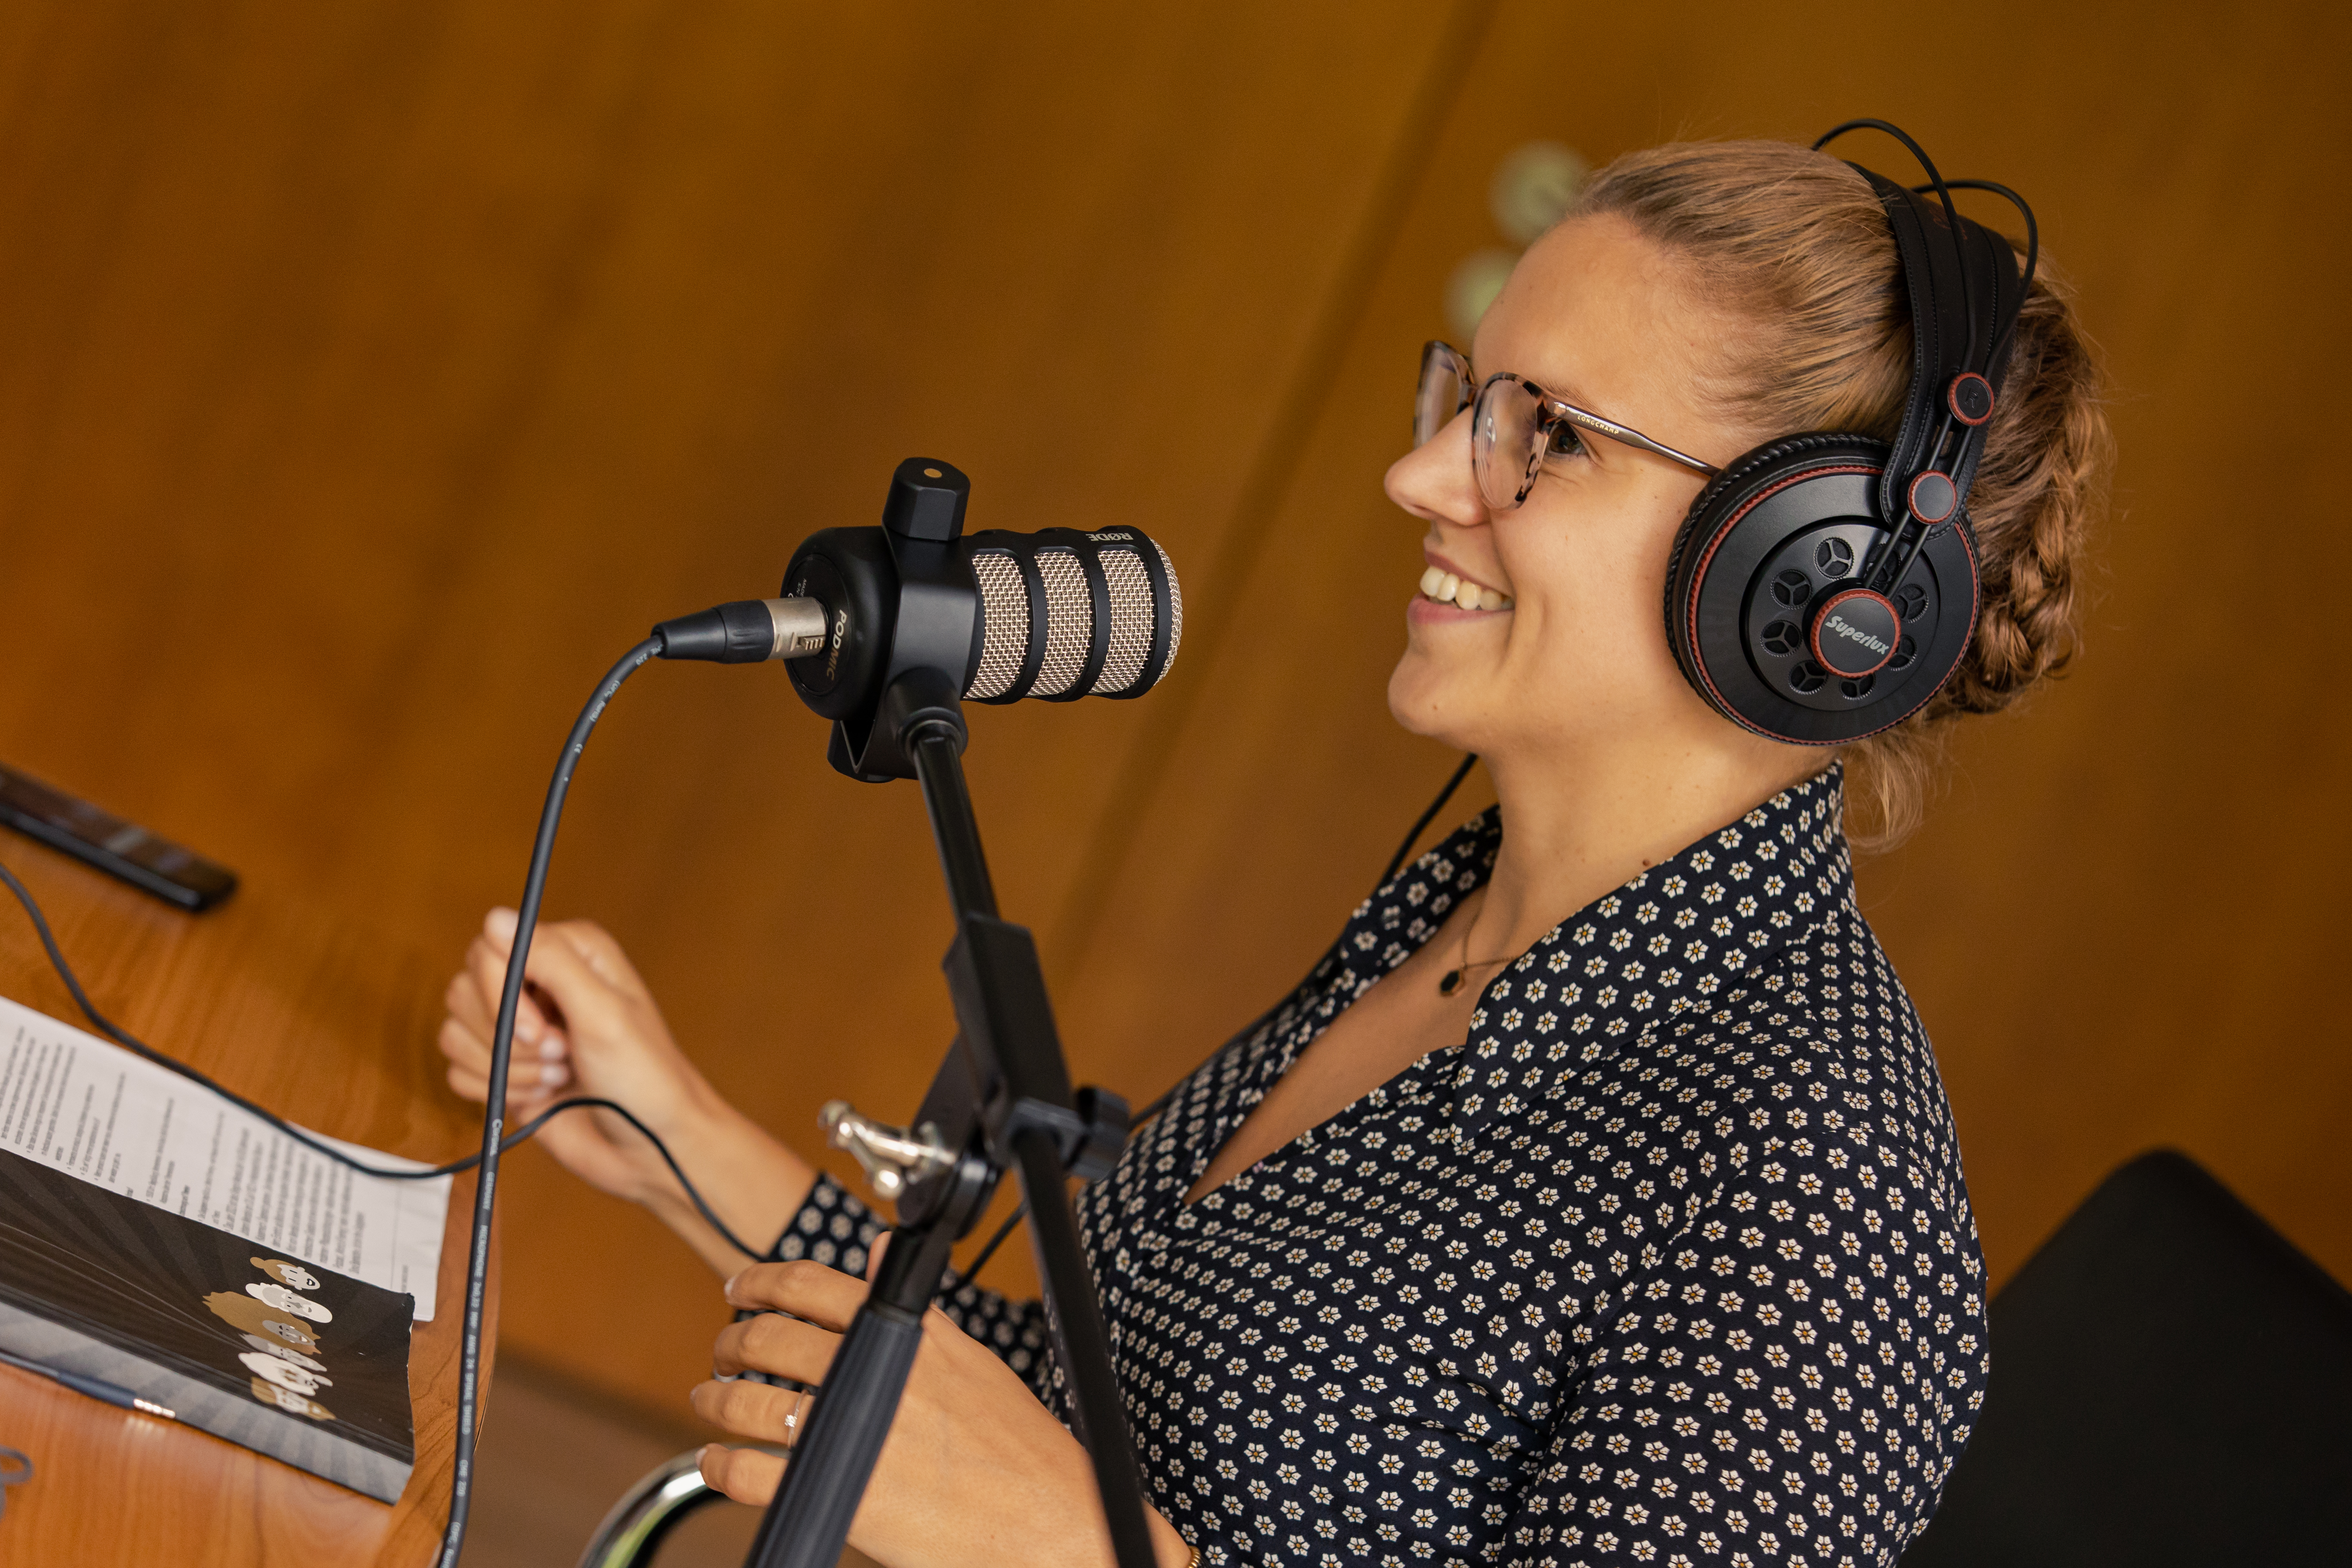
[1542,374,1608,413]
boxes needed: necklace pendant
[1438,969,1463,996]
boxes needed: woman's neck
[1463,739,1827,964]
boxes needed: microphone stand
[740,667,1160,1568]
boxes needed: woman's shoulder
[1628,903,1972,1215]
[1476,877,1985,1315]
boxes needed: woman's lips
[1417,563,1513,612]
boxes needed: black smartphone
[0,763,238,912]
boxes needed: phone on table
[0,762,238,912]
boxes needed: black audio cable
[0,854,764,1259]
[0,636,666,1568]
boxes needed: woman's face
[1385,214,1755,763]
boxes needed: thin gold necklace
[1436,912,1510,997]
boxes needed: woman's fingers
[438,1017,570,1092]
[697,1444,784,1508]
[543,918,652,999]
[481,909,629,1034]
[724,1260,870,1332]
[440,1011,571,1086]
[689,1376,812,1442]
[445,1064,562,1110]
[464,934,558,1050]
[711,1307,846,1384]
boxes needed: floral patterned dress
[775,766,1987,1568]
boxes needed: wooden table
[0,836,497,1567]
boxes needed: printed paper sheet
[0,995,451,1319]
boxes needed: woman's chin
[1386,653,1476,743]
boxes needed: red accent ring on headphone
[1809,588,1901,678]
[1908,469,1958,524]
[1679,459,1982,746]
[1947,372,1994,426]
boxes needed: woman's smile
[1411,555,1514,619]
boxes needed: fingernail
[538,1036,566,1062]
[541,1063,569,1088]
[486,907,518,939]
[723,1269,745,1298]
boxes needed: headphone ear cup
[1664,432,1980,746]
[1663,432,1888,684]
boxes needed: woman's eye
[1544,423,1589,462]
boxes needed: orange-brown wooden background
[2,0,2346,1429]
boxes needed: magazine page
[0,994,450,1319]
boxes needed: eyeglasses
[1413,340,1720,510]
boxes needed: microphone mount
[777,458,982,783]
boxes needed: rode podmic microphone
[652,456,1182,782]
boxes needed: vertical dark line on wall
[1044,0,1500,975]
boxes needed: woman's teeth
[1418,564,1513,612]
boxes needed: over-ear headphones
[1663,120,2039,745]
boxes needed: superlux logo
[1826,615,1890,655]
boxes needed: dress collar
[1352,764,1850,1003]
[1129,764,1857,1245]
[1335,763,1854,1134]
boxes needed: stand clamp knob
[820,1100,957,1202]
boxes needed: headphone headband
[1815,122,2031,536]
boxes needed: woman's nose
[1384,412,1489,530]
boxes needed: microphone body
[781,527,1180,712]
[767,458,1182,781]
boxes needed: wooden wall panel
[1055,0,2352,1309]
[3,0,2347,1445]
[0,0,1477,1416]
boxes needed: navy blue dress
[773,766,1987,1567]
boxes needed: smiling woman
[439,131,2108,1568]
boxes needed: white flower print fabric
[775,766,1987,1567]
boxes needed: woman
[441,138,2106,1568]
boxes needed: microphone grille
[963,528,1181,702]
[1096,546,1153,694]
[1031,549,1093,698]
[966,551,1029,701]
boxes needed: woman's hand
[438,908,815,1273]
[694,1260,1194,1568]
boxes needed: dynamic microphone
[651,457,1182,782]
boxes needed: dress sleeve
[770,1173,1057,1400]
[767,1170,885,1276]
[1496,1175,1967,1568]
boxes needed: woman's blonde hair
[1578,140,2113,847]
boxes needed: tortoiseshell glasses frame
[1413,340,1720,511]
